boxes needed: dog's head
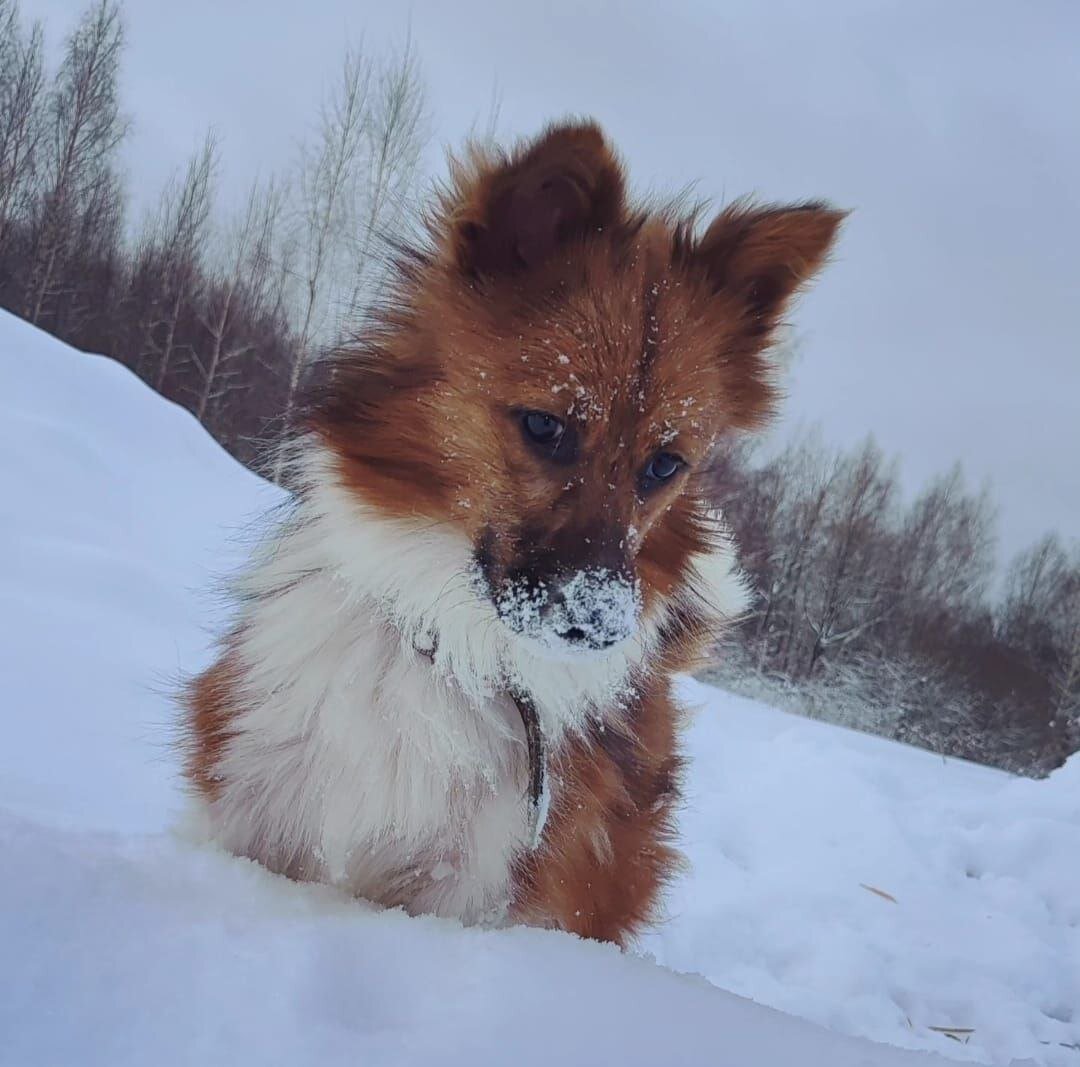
[309,122,843,660]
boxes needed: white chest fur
[203,570,533,923]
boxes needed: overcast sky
[26,0,1080,565]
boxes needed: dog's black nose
[556,624,619,650]
[542,569,637,650]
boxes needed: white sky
[25,0,1080,565]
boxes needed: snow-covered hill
[1,309,1076,1066]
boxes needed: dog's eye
[643,451,684,484]
[522,411,565,445]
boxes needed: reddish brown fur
[183,637,243,801]
[187,120,843,944]
[512,672,687,942]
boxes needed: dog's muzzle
[493,566,640,655]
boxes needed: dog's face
[311,123,843,659]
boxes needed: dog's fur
[182,121,843,944]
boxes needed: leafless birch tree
[0,0,45,254]
[133,129,216,392]
[191,177,287,424]
[275,40,427,477]
[23,0,127,326]
[346,35,428,322]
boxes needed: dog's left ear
[451,122,626,279]
[690,201,847,342]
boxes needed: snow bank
[2,809,961,1067]
[1,310,1076,1065]
[647,683,1079,1064]
[0,311,279,834]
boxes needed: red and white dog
[183,122,842,944]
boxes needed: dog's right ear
[450,122,626,279]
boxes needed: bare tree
[62,162,125,338]
[276,46,372,457]
[191,176,287,424]
[1000,534,1067,652]
[739,431,840,676]
[132,129,217,392]
[345,35,428,324]
[893,464,995,626]
[1052,602,1080,737]
[273,41,429,478]
[1004,536,1080,738]
[801,439,897,675]
[23,0,127,326]
[0,0,45,254]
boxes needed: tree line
[707,433,1079,775]
[0,0,427,469]
[2,1,1075,775]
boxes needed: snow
[1,308,1077,1066]
[493,565,640,654]
[644,684,1080,1064]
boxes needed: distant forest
[2,0,1076,775]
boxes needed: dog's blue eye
[644,452,683,482]
[523,411,564,445]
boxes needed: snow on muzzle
[493,566,642,655]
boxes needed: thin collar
[412,632,549,850]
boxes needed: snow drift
[0,310,1076,1065]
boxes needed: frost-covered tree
[799,438,898,675]
[1001,535,1080,744]
[891,464,995,627]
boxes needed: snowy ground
[1,309,1076,1066]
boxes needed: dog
[182,121,843,944]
